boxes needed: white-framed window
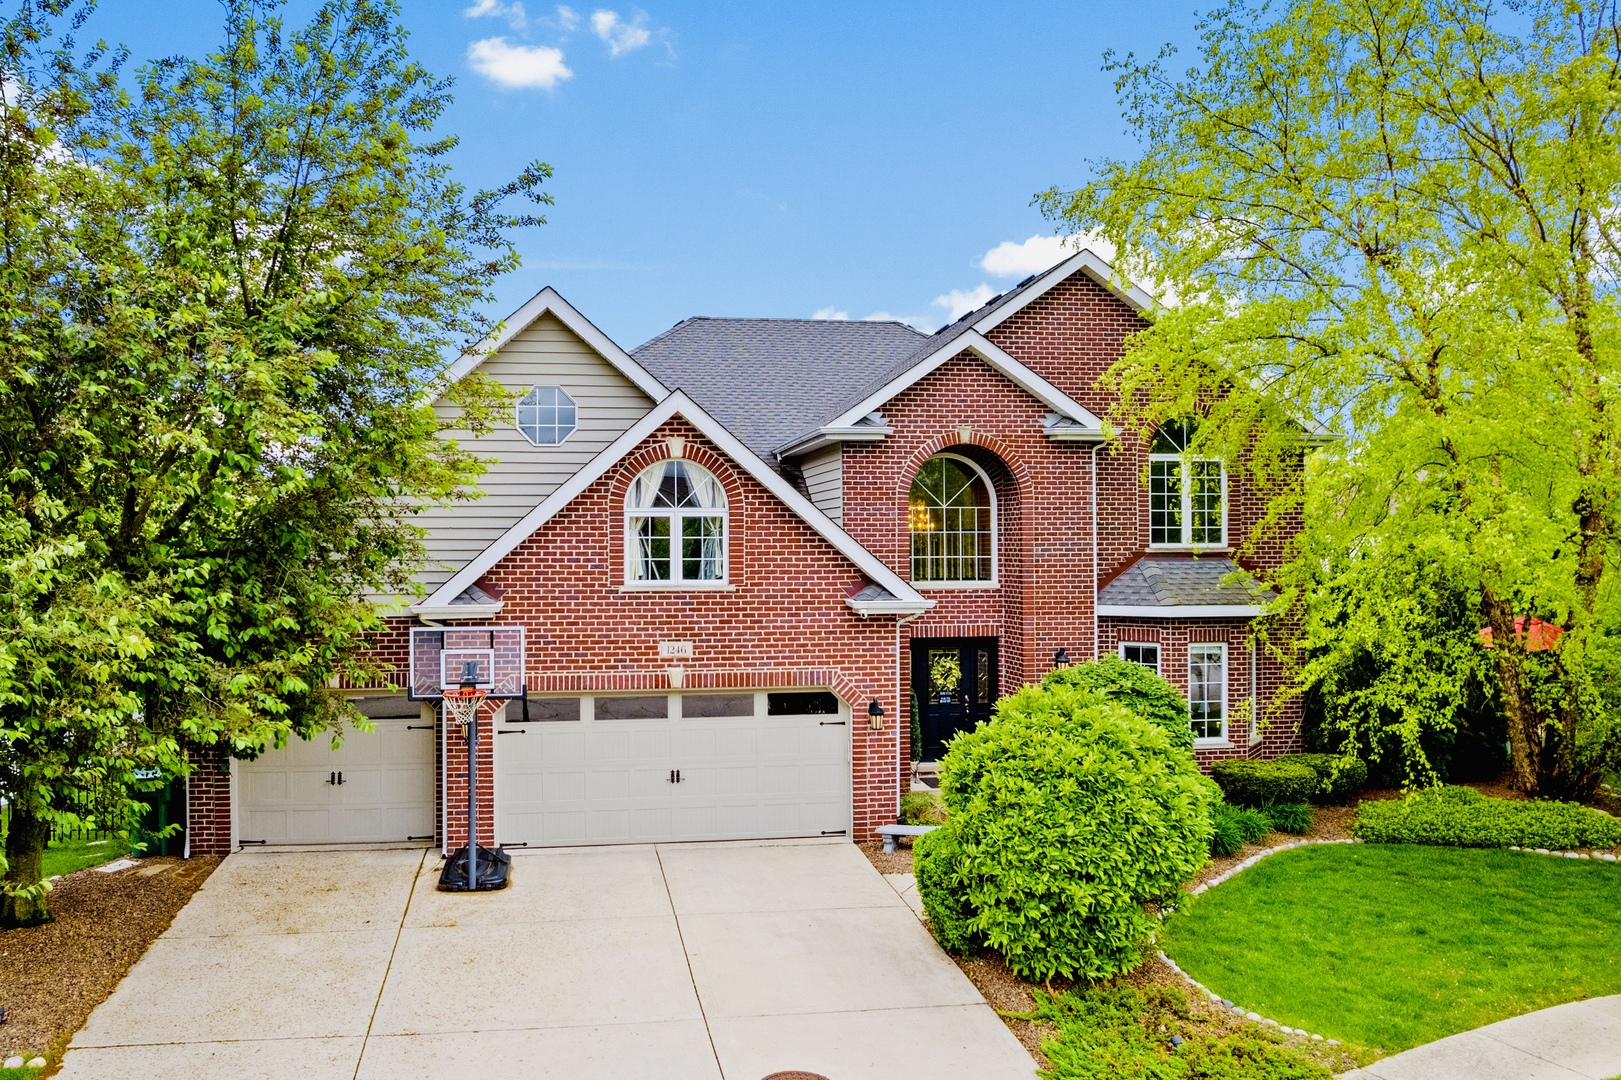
[516,385,578,446]
[626,459,727,584]
[1119,642,1160,673]
[1149,420,1225,547]
[909,453,996,584]
[1189,642,1228,743]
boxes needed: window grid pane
[1188,644,1226,741]
[681,515,724,580]
[1121,643,1159,674]
[1190,460,1223,544]
[516,386,578,445]
[1149,460,1183,544]
[909,457,993,581]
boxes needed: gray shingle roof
[631,318,926,464]
[1098,556,1274,609]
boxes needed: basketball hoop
[437,662,510,893]
[441,685,487,739]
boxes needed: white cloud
[592,9,651,56]
[933,284,995,320]
[464,0,528,30]
[555,4,580,30]
[978,232,1118,277]
[812,306,850,320]
[467,38,573,89]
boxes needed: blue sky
[80,1,1205,348]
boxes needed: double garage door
[238,690,850,847]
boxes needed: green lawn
[43,836,131,877]
[1161,844,1621,1053]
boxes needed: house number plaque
[658,641,694,659]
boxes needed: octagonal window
[515,385,578,446]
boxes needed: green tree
[0,0,547,925]
[1042,0,1621,798]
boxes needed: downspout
[1250,631,1259,747]
[1091,441,1102,660]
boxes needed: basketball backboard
[409,627,526,700]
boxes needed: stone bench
[875,823,938,853]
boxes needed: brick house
[187,250,1302,856]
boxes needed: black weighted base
[437,845,512,892]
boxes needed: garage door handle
[498,729,526,734]
[337,771,344,785]
[819,720,847,726]
[406,724,433,730]
[667,769,683,783]
[328,771,336,786]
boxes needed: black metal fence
[0,783,130,845]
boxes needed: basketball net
[442,685,487,738]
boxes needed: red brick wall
[431,416,905,842]
[184,743,234,856]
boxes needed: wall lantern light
[1053,647,1071,669]
[867,699,885,730]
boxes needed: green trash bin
[131,769,187,857]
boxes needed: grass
[42,836,131,877]
[1162,844,1621,1053]
[0,1068,42,1080]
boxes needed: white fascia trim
[815,330,1103,436]
[431,286,669,403]
[973,249,1159,335]
[408,601,503,621]
[422,391,928,613]
[846,597,933,618]
[1097,604,1264,619]
[776,425,893,458]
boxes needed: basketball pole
[464,666,479,892]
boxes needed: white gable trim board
[972,248,1159,334]
[416,391,932,618]
[434,286,669,403]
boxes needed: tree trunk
[1,804,52,927]
[1482,589,1542,797]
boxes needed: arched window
[626,459,727,583]
[1149,420,1225,546]
[516,385,578,446]
[909,454,995,583]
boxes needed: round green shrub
[1276,753,1368,805]
[899,790,947,825]
[1210,758,1319,807]
[1042,655,1195,751]
[941,683,1215,982]
[912,825,979,953]
[1262,801,1314,835]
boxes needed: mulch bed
[0,855,219,1061]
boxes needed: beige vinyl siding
[413,312,657,590]
[800,445,843,524]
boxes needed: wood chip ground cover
[0,856,218,1062]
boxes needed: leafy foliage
[912,825,978,953]
[899,790,948,826]
[1042,0,1621,799]
[1210,761,1319,808]
[1034,982,1332,1080]
[941,683,1214,981]
[1275,755,1368,805]
[1209,802,1270,856]
[1261,802,1313,836]
[1043,655,1195,751]
[1354,786,1621,849]
[0,0,547,923]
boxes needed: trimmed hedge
[1042,655,1195,752]
[1210,759,1319,807]
[1354,785,1621,849]
[940,683,1214,982]
[913,825,978,952]
[1277,753,1368,805]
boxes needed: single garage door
[496,690,850,847]
[238,697,435,845]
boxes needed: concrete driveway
[56,839,1036,1080]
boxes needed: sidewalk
[1341,995,1621,1080]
